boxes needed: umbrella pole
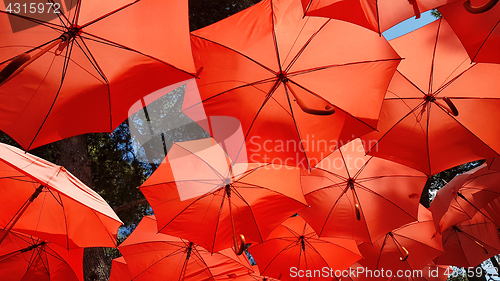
[225,185,246,256]
[0,185,44,245]
[0,37,64,86]
[180,242,194,281]
[348,181,361,221]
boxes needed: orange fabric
[188,0,400,168]
[360,19,500,176]
[430,164,500,233]
[299,139,427,243]
[0,143,122,248]
[247,216,361,281]
[0,0,195,150]
[109,257,131,281]
[302,0,457,34]
[0,230,83,281]
[357,205,444,274]
[139,138,307,253]
[119,216,254,281]
[439,0,500,63]
[435,213,500,267]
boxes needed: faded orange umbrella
[301,0,458,34]
[0,142,122,249]
[435,212,500,268]
[0,230,83,281]
[360,18,500,176]
[188,0,401,169]
[357,205,444,277]
[139,138,307,254]
[247,216,362,281]
[439,0,500,63]
[430,163,500,233]
[119,215,255,281]
[299,139,427,243]
[0,0,195,150]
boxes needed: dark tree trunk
[56,135,110,281]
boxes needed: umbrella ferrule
[424,94,436,102]
[29,185,44,202]
[277,72,288,83]
[20,241,45,253]
[186,242,193,259]
[60,25,81,42]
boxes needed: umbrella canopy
[109,257,131,281]
[430,163,500,232]
[357,205,444,276]
[0,0,195,150]
[139,138,307,253]
[247,216,362,281]
[435,212,500,268]
[301,0,457,34]
[0,142,122,249]
[119,215,255,281]
[299,139,427,243]
[360,18,500,176]
[0,230,83,281]
[439,0,500,63]
[188,0,401,168]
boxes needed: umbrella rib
[191,34,277,75]
[174,145,227,181]
[425,102,433,175]
[210,190,227,253]
[231,187,266,243]
[129,245,187,279]
[254,238,299,274]
[270,0,283,73]
[318,183,353,236]
[427,19,442,96]
[0,10,66,31]
[287,58,402,77]
[470,20,500,62]
[72,35,109,84]
[234,181,307,207]
[26,35,74,150]
[283,84,311,170]
[79,0,140,29]
[48,0,71,28]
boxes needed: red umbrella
[139,138,307,254]
[360,18,500,176]
[0,230,83,281]
[430,164,500,233]
[357,205,444,277]
[301,0,457,34]
[439,0,500,63]
[299,139,427,243]
[0,0,195,150]
[109,257,131,281]
[119,215,255,281]
[188,0,401,168]
[248,216,362,281]
[0,142,122,249]
[435,212,500,268]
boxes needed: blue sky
[382,10,439,40]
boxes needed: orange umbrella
[0,0,195,150]
[0,230,83,281]
[435,212,500,268]
[109,257,131,281]
[0,142,122,249]
[439,0,500,63]
[301,0,457,34]
[139,138,307,254]
[357,205,444,277]
[360,18,500,176]
[247,216,361,281]
[299,139,427,243]
[430,164,500,233]
[119,215,255,281]
[188,0,401,169]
